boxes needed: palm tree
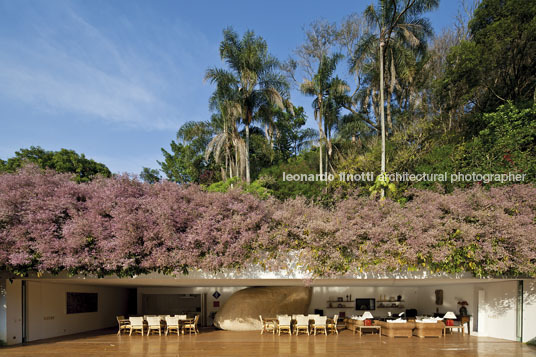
[361,0,438,197]
[205,104,246,181]
[205,28,289,183]
[205,80,245,181]
[300,53,348,175]
[294,128,319,156]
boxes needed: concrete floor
[0,328,535,356]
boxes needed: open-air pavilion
[1,267,536,354]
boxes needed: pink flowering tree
[0,166,535,278]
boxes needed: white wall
[0,277,7,344]
[522,279,536,343]
[477,280,518,341]
[137,286,245,327]
[416,284,476,332]
[5,279,22,345]
[310,286,420,318]
[26,281,129,342]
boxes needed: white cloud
[0,3,213,131]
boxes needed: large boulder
[214,286,312,331]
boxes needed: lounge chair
[327,314,339,335]
[295,315,310,335]
[129,316,145,336]
[116,315,131,335]
[259,315,275,334]
[277,315,292,335]
[165,316,180,336]
[146,316,162,336]
[183,315,199,334]
[313,316,328,335]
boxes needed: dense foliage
[0,146,111,183]
[1,167,534,278]
[148,0,535,201]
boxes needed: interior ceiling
[23,277,516,288]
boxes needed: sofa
[413,321,445,338]
[376,320,416,338]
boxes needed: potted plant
[457,300,469,316]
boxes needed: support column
[0,273,7,344]
[522,279,536,343]
[5,278,22,345]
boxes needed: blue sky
[0,0,461,174]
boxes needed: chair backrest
[308,314,320,319]
[278,316,291,326]
[296,315,309,325]
[166,316,179,325]
[332,315,339,326]
[130,316,144,326]
[147,316,161,326]
[314,316,327,325]
[178,314,187,320]
[277,314,289,320]
[193,315,199,325]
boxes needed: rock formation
[214,286,312,331]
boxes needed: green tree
[460,103,536,181]
[361,0,439,196]
[0,146,111,182]
[159,122,216,184]
[439,0,536,116]
[140,167,161,184]
[299,53,348,175]
[273,106,316,159]
[205,67,247,181]
[205,28,289,183]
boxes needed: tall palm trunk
[386,50,396,130]
[315,104,324,177]
[245,108,253,184]
[324,120,329,174]
[316,95,325,174]
[224,121,229,180]
[379,39,386,199]
[235,142,240,179]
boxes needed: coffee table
[443,325,464,336]
[357,325,381,337]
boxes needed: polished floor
[0,328,535,357]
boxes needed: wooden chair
[116,315,131,335]
[259,315,275,334]
[295,315,310,335]
[313,316,328,335]
[146,316,162,336]
[277,315,292,335]
[165,316,180,336]
[183,315,199,335]
[129,316,145,336]
[327,314,339,335]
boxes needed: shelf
[377,306,405,309]
[377,300,404,303]
[326,306,354,309]
[327,300,353,303]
